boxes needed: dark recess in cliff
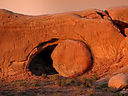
[28,44,58,76]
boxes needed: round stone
[108,73,128,90]
[51,39,92,77]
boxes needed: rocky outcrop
[107,7,128,37]
[0,7,128,79]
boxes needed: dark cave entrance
[28,44,58,76]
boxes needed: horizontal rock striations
[0,7,128,79]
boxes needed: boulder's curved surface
[51,39,92,77]
[108,73,128,90]
[0,7,128,79]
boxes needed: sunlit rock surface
[0,7,128,79]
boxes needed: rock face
[0,7,128,78]
[107,7,128,37]
[108,73,128,90]
[107,7,128,23]
[51,40,92,77]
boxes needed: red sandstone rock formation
[107,6,128,36]
[0,7,128,79]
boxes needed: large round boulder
[51,39,92,77]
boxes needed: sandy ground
[0,74,123,96]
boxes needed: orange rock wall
[0,7,128,78]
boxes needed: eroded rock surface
[107,7,128,37]
[0,7,128,79]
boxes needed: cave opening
[28,44,58,76]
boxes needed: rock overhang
[0,7,128,79]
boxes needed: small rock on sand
[108,73,128,90]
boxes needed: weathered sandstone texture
[0,7,128,78]
[107,7,128,37]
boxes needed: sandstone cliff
[0,7,128,79]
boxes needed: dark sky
[0,0,128,15]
